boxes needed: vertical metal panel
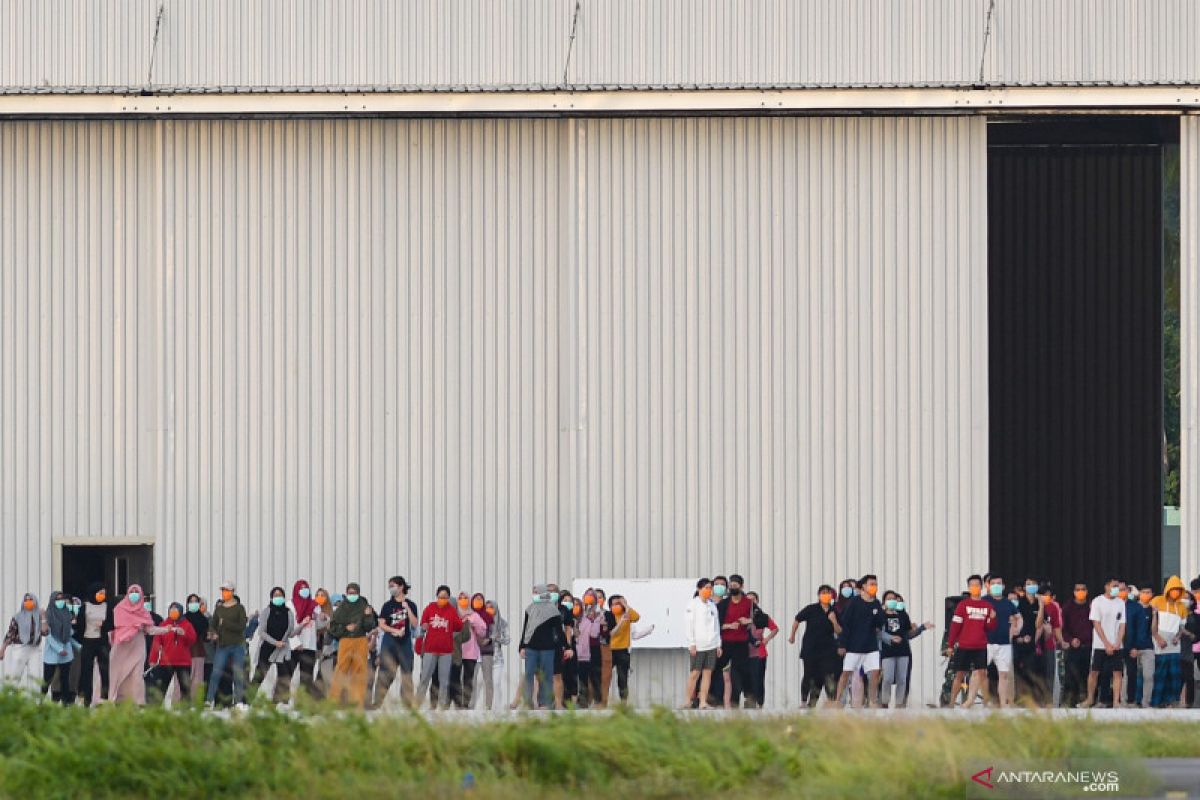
[0,116,985,708]
[1182,116,1200,580]
[0,0,157,90]
[987,141,1164,593]
[984,0,1200,86]
[571,0,985,87]
[562,116,989,707]
[155,0,572,89]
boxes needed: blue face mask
[885,599,898,610]
[549,592,560,604]
[895,602,906,612]
[989,584,1004,597]
[272,596,286,607]
[841,587,854,599]
[187,602,201,613]
[1025,584,1039,596]
[532,594,543,603]
[713,585,727,598]
[562,601,574,610]
[1109,586,1120,598]
[54,599,66,609]
[299,588,311,599]
[345,594,360,603]
[128,592,142,604]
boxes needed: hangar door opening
[987,118,1178,597]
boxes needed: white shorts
[987,643,1013,671]
[842,650,881,673]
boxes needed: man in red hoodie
[415,585,463,710]
[944,574,997,709]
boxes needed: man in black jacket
[835,574,885,708]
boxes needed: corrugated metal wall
[0,116,987,708]
[3,0,1200,92]
[1182,116,1199,580]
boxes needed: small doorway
[61,544,154,602]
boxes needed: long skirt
[109,636,148,705]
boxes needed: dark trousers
[78,638,109,705]
[454,659,477,708]
[750,657,768,708]
[149,665,193,702]
[1124,652,1139,704]
[1062,646,1090,707]
[294,648,324,700]
[1013,644,1044,705]
[251,645,296,703]
[725,642,755,706]
[802,654,839,706]
[42,662,75,705]
[1183,657,1196,708]
[562,655,579,701]
[611,648,631,701]
[369,639,412,708]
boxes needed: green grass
[1,689,1198,799]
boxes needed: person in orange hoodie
[147,602,197,704]
[1150,575,1188,707]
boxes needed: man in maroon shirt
[944,574,997,709]
[1060,583,1093,707]
[716,574,757,709]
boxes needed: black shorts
[1090,650,1124,674]
[952,648,987,672]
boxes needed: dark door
[62,545,154,603]
[987,119,1169,597]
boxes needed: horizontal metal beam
[1,86,1200,117]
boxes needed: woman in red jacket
[148,602,198,704]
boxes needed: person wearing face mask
[206,580,250,708]
[182,594,210,695]
[877,591,933,709]
[541,583,569,709]
[1,593,44,690]
[705,578,730,707]
[415,585,463,710]
[834,575,886,708]
[745,591,777,709]
[683,579,721,710]
[945,575,997,709]
[310,588,335,695]
[328,582,377,708]
[592,587,613,706]
[73,583,114,705]
[1013,577,1046,705]
[65,596,85,703]
[482,600,509,710]
[250,587,298,705]
[471,595,497,709]
[558,591,580,709]
[1178,580,1200,708]
[1077,578,1126,708]
[39,591,76,705]
[109,584,167,705]
[371,576,419,709]
[983,575,1021,708]
[1059,583,1093,707]
[1149,575,1188,707]
[577,590,604,709]
[519,584,570,709]
[605,595,639,704]
[287,580,321,702]
[1125,585,1154,707]
[790,585,842,708]
[716,575,758,708]
[147,602,197,705]
[1036,584,1064,706]
[450,591,488,709]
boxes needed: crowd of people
[4,569,1198,711]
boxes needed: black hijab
[265,587,290,641]
[184,594,209,641]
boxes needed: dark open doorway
[62,545,154,603]
[987,117,1176,597]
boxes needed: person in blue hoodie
[1124,583,1152,706]
[834,574,884,708]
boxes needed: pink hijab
[111,584,154,645]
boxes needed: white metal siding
[1182,116,1199,579]
[0,116,987,708]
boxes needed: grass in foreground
[1,690,1199,799]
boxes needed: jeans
[880,656,911,707]
[370,637,414,709]
[1133,648,1156,706]
[523,649,555,708]
[207,644,246,705]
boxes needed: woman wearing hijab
[41,591,76,704]
[520,584,570,709]
[473,594,498,709]
[251,586,298,704]
[329,582,377,707]
[109,584,165,705]
[148,602,197,704]
[290,580,322,700]
[183,594,209,691]
[314,588,336,695]
[1,592,44,690]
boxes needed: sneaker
[234,702,249,712]
[1075,701,1093,709]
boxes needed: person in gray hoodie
[250,586,297,704]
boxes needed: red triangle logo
[971,767,995,789]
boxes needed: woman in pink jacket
[453,592,488,709]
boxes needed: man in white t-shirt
[1079,577,1126,708]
